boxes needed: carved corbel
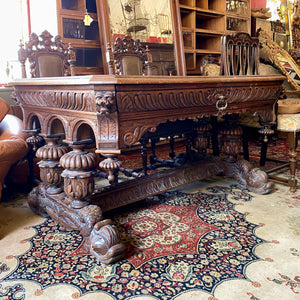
[95,91,116,115]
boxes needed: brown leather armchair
[0,97,29,200]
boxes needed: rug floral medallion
[0,178,300,300]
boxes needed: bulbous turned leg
[99,154,121,185]
[60,141,126,264]
[24,128,44,187]
[60,140,97,209]
[192,119,212,155]
[286,131,298,192]
[218,124,243,177]
[258,125,275,166]
[27,133,69,214]
[36,134,69,195]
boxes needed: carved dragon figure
[233,160,274,194]
[86,219,126,264]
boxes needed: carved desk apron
[11,75,284,264]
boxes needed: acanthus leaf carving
[16,89,96,111]
[117,85,282,113]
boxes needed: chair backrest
[106,35,152,76]
[220,32,260,76]
[18,30,75,78]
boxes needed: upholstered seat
[0,98,29,200]
[277,113,300,131]
[257,28,300,191]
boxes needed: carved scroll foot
[86,219,126,264]
[233,160,274,194]
[27,184,49,217]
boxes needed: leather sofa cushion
[0,98,10,123]
[0,113,29,200]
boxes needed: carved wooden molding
[91,158,223,212]
[15,89,96,111]
[117,86,282,113]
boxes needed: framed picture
[274,33,289,51]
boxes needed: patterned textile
[277,113,300,131]
[0,176,300,300]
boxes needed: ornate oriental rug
[0,175,300,300]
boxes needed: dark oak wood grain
[11,74,284,263]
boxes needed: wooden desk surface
[11,74,284,154]
[10,74,287,264]
[11,74,285,85]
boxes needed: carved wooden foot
[29,138,127,264]
[27,184,50,217]
[233,160,274,194]
[28,183,126,264]
[85,219,126,264]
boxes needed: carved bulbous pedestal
[99,154,122,185]
[218,124,243,177]
[36,135,69,194]
[193,121,212,153]
[24,129,44,187]
[60,142,97,209]
[219,126,243,162]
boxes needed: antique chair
[18,30,75,78]
[17,30,76,190]
[106,35,152,76]
[217,32,276,166]
[257,29,300,191]
[0,98,29,200]
[106,35,156,173]
[220,32,260,76]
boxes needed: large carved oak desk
[11,74,284,264]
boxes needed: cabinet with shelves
[178,0,250,75]
[56,0,103,75]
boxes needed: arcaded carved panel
[117,86,282,113]
[99,115,118,141]
[15,89,96,112]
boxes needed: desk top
[10,74,285,86]
[11,74,285,152]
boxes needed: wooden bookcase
[56,0,104,75]
[178,0,251,75]
[55,0,250,76]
